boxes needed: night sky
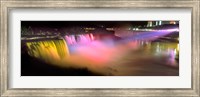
[21,21,148,28]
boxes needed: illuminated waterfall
[26,39,69,63]
[64,33,94,45]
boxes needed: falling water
[64,33,94,45]
[26,39,69,63]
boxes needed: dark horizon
[21,21,148,28]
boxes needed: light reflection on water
[141,41,179,67]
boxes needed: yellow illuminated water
[26,39,69,63]
[144,42,179,55]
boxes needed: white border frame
[9,8,191,88]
